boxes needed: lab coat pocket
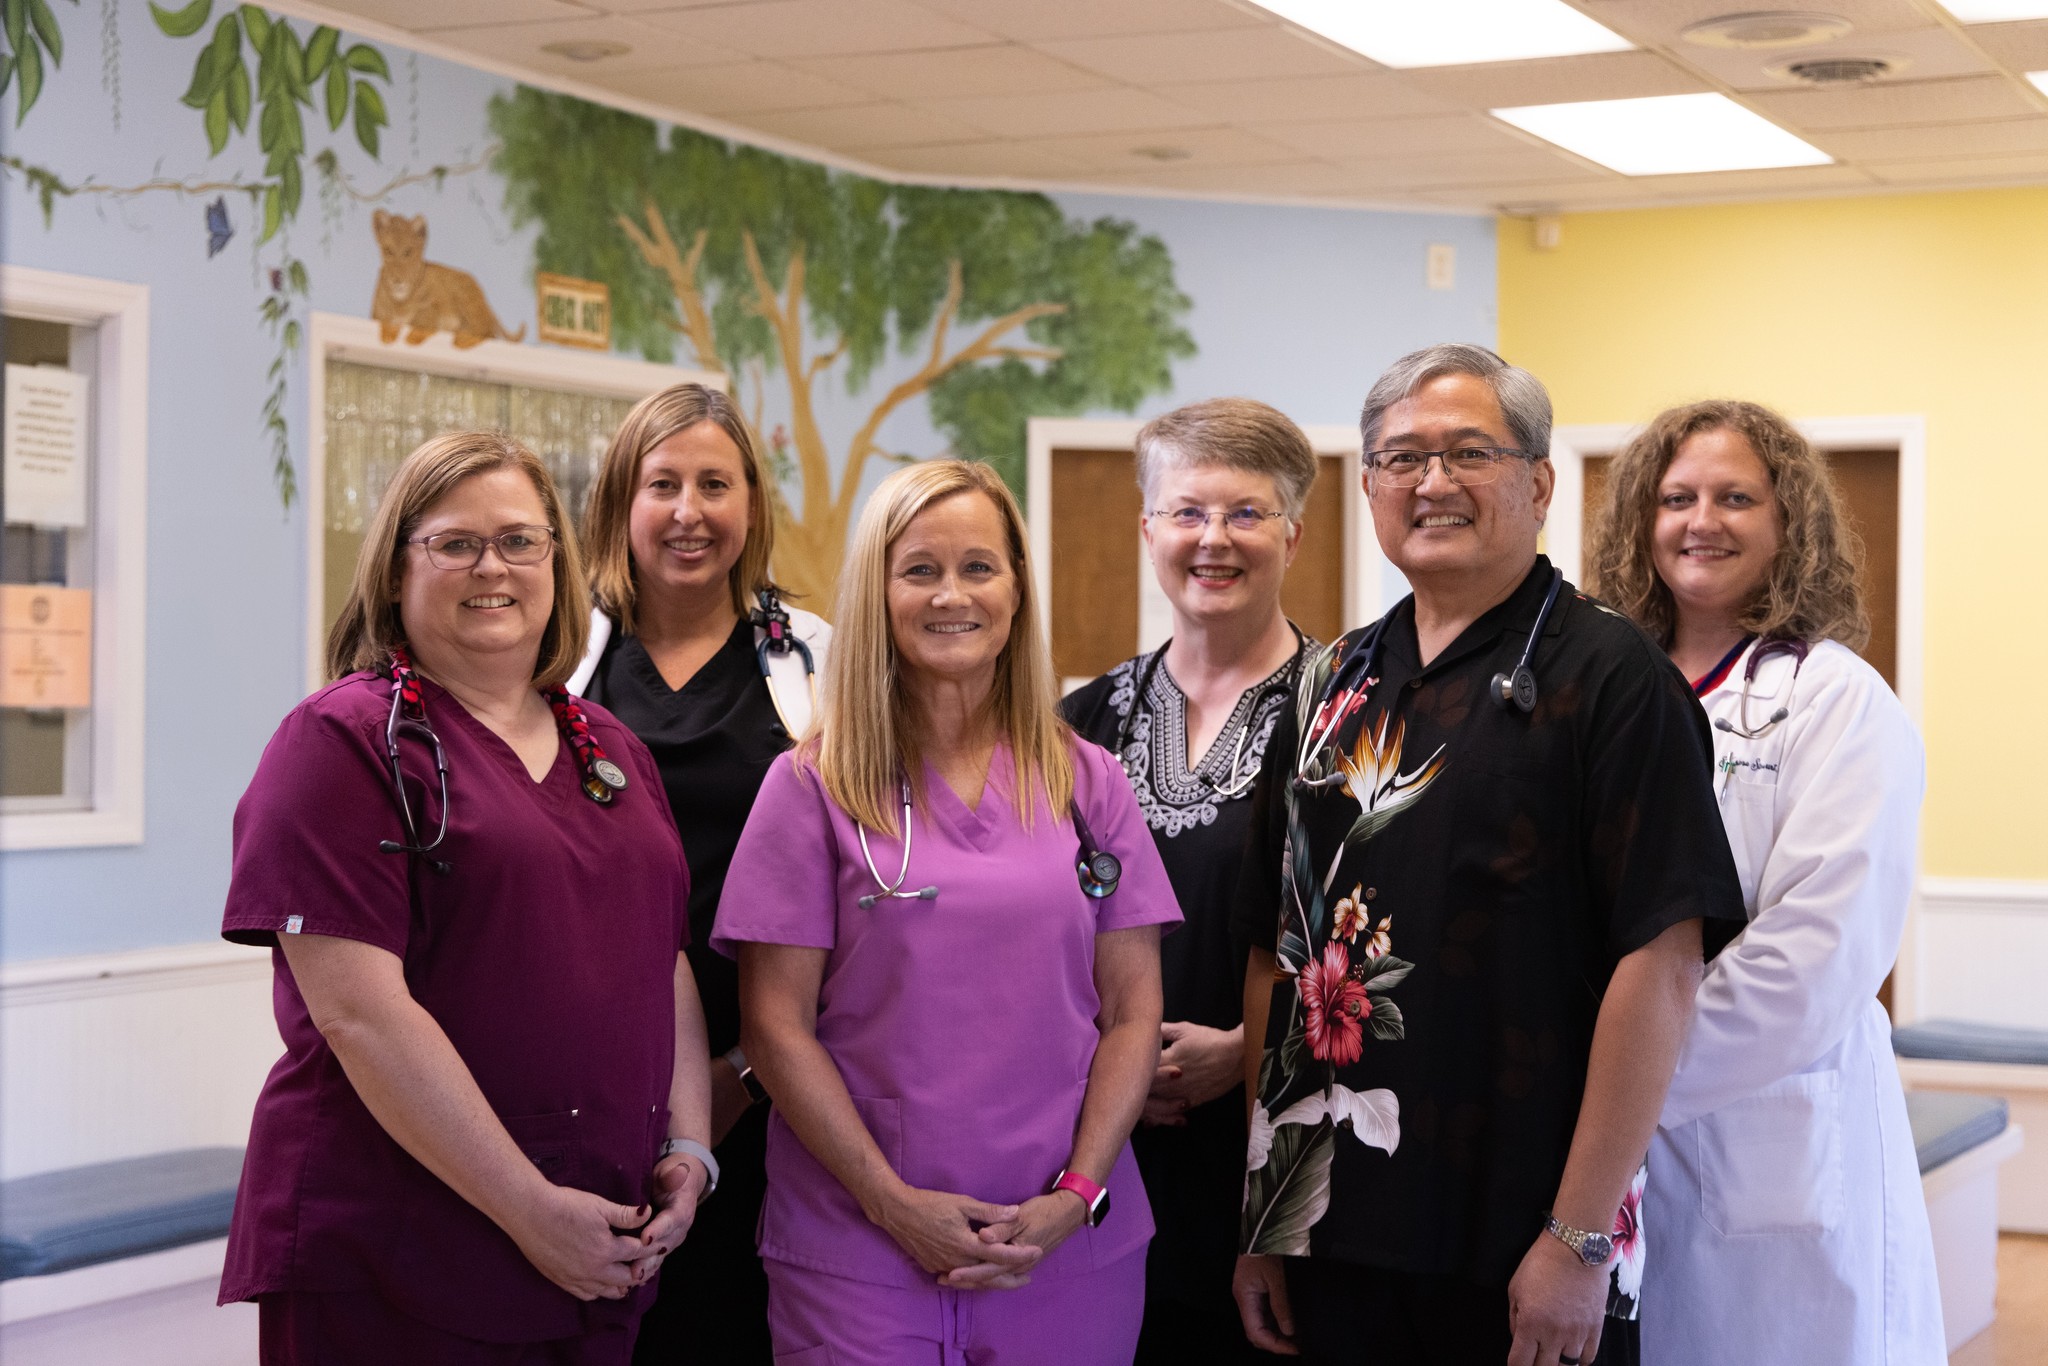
[850,1094,903,1174]
[1698,1069,1844,1236]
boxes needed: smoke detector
[541,39,632,62]
[1682,11,1853,48]
[1768,54,1903,84]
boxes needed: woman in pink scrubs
[218,433,714,1364]
[714,460,1181,1365]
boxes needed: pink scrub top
[217,672,689,1343]
[710,739,1182,1290]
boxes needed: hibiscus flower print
[1301,943,1370,1066]
[1610,1163,1646,1312]
[1332,886,1368,943]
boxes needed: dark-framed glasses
[1364,447,1533,489]
[407,525,556,569]
[1150,505,1288,533]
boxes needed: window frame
[305,311,722,692]
[0,265,150,851]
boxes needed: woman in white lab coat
[1589,399,1944,1365]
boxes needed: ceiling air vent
[1774,55,1897,84]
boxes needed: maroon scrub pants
[258,1291,637,1366]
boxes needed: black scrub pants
[1284,1256,1640,1366]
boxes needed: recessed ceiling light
[1492,92,1832,176]
[1247,0,1631,68]
[2027,68,2048,93]
[1941,2,2048,19]
[1681,11,1853,49]
[541,39,631,62]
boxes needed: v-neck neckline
[627,617,751,702]
[425,678,571,795]
[921,746,1013,852]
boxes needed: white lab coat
[566,603,830,737]
[1643,638,1945,1365]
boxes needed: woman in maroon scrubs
[217,432,714,1365]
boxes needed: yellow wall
[1499,187,2048,879]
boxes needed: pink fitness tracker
[1049,1169,1110,1227]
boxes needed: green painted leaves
[1242,1116,1334,1256]
[150,0,210,38]
[2,0,74,126]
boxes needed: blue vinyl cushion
[0,1147,243,1280]
[1894,1018,2048,1066]
[1905,1092,2009,1175]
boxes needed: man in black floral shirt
[1230,345,1744,1366]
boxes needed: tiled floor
[1953,1235,2048,1366]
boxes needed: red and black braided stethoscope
[380,646,627,875]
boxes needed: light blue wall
[0,6,1492,962]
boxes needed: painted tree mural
[491,89,1195,600]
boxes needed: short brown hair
[325,431,592,688]
[582,383,777,632]
[1134,398,1319,520]
[1588,399,1869,650]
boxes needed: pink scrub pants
[764,1250,1145,1366]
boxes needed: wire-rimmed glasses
[406,525,556,569]
[1364,448,1533,489]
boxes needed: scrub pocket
[1697,1069,1844,1236]
[773,1348,834,1366]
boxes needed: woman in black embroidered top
[1062,398,1320,1365]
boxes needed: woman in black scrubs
[570,383,828,1363]
[1061,398,1318,1365]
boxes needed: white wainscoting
[1915,878,2048,1031]
[0,942,279,1182]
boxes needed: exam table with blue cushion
[0,1147,243,1281]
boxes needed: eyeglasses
[406,525,556,569]
[1364,448,1534,489]
[1149,505,1288,533]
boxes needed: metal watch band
[659,1137,720,1198]
[1543,1213,1614,1267]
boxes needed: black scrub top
[1062,636,1310,1315]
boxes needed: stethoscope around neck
[1113,625,1309,800]
[856,778,1122,909]
[1710,636,1811,740]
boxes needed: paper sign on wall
[5,364,90,528]
[0,585,92,708]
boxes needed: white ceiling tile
[601,60,873,113]
[783,44,1112,99]
[1676,25,1996,92]
[632,0,997,59]
[575,0,754,10]
[907,0,1255,42]
[1260,113,1528,159]
[1962,18,2048,70]
[321,0,591,30]
[1005,124,1304,173]
[1865,148,2048,181]
[1149,72,1461,121]
[915,87,1209,138]
[1587,0,1936,48]
[1744,75,2041,130]
[1097,159,1375,197]
[859,140,1092,178]
[740,101,990,148]
[1810,116,2048,158]
[1032,26,1364,84]
[413,15,749,74]
[1637,163,1880,197]
[1336,147,1605,189]
[1400,49,1708,108]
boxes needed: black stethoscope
[750,587,817,736]
[1111,625,1310,800]
[1293,567,1564,790]
[377,647,628,876]
[856,780,1122,909]
[1709,636,1811,740]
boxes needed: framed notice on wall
[536,273,611,351]
[0,584,92,709]
[4,363,89,527]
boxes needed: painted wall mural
[490,91,1196,601]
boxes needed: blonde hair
[1588,399,1869,650]
[582,382,779,632]
[326,431,592,688]
[804,460,1072,835]
[1134,398,1320,520]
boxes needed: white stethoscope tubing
[856,782,938,909]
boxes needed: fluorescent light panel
[1942,2,2048,21]
[2028,69,2048,94]
[1492,93,1831,176]
[1248,0,1632,69]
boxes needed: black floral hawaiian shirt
[1232,557,1744,1319]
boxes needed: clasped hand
[506,1155,708,1303]
[1143,1020,1244,1127]
[879,1185,1090,1291]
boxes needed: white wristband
[658,1137,720,1198]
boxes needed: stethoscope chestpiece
[1490,665,1538,715]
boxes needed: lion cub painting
[370,210,526,348]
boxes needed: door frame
[1025,417,1385,655]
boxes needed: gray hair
[1359,343,1553,461]
[1134,397,1319,521]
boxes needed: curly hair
[1588,399,1868,650]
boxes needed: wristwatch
[725,1045,768,1104]
[1049,1169,1110,1227]
[659,1137,720,1200]
[1543,1213,1614,1268]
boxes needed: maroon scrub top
[218,672,689,1344]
